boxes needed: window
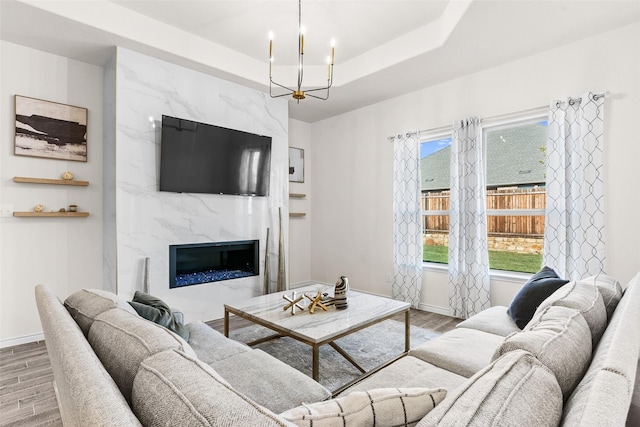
[420,116,547,273]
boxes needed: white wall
[309,22,640,312]
[288,119,312,285]
[0,41,104,346]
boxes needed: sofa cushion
[493,305,592,398]
[64,288,138,336]
[534,281,607,345]
[212,349,331,414]
[88,307,196,403]
[417,350,563,427]
[132,349,293,426]
[507,266,569,329]
[563,274,640,426]
[186,321,251,363]
[337,356,467,397]
[409,328,505,378]
[455,306,520,337]
[579,274,623,320]
[128,291,189,340]
[280,388,446,427]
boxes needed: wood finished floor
[1,309,638,426]
[0,341,61,427]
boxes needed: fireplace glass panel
[169,240,259,288]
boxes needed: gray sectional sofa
[35,272,639,426]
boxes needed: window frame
[419,109,548,276]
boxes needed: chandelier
[269,0,335,102]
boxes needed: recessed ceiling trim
[337,0,472,86]
[14,0,471,90]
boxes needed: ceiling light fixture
[269,0,335,102]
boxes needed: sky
[420,137,451,159]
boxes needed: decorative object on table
[289,147,304,182]
[283,292,305,315]
[321,292,336,307]
[277,207,286,292]
[33,204,44,212]
[334,276,349,309]
[263,227,271,295]
[61,171,74,181]
[305,291,329,314]
[14,95,88,162]
[68,204,77,212]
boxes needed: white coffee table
[224,283,410,384]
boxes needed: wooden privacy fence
[422,187,546,237]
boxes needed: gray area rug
[229,319,439,391]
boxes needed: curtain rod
[554,91,609,108]
[388,91,610,142]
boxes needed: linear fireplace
[169,240,259,288]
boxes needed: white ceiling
[2,0,640,123]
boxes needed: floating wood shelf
[289,212,306,217]
[289,193,306,198]
[13,212,90,218]
[13,177,90,186]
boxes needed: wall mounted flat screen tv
[160,115,272,196]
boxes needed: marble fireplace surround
[103,47,289,323]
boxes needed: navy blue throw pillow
[507,266,569,329]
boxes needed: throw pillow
[128,291,189,340]
[280,387,446,427]
[507,266,569,329]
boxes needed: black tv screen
[160,115,271,196]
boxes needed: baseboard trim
[0,332,44,349]
[417,303,450,316]
[289,281,322,289]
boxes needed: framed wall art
[14,95,88,162]
[289,147,304,183]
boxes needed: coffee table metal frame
[224,284,410,387]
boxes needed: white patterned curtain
[543,92,606,280]
[448,117,490,319]
[392,132,423,308]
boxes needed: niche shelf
[13,176,90,186]
[12,175,90,217]
[13,212,90,218]
[289,193,306,217]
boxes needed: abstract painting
[14,95,88,162]
[289,147,304,183]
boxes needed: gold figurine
[305,291,329,314]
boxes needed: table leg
[224,309,229,337]
[312,345,320,381]
[405,309,410,352]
